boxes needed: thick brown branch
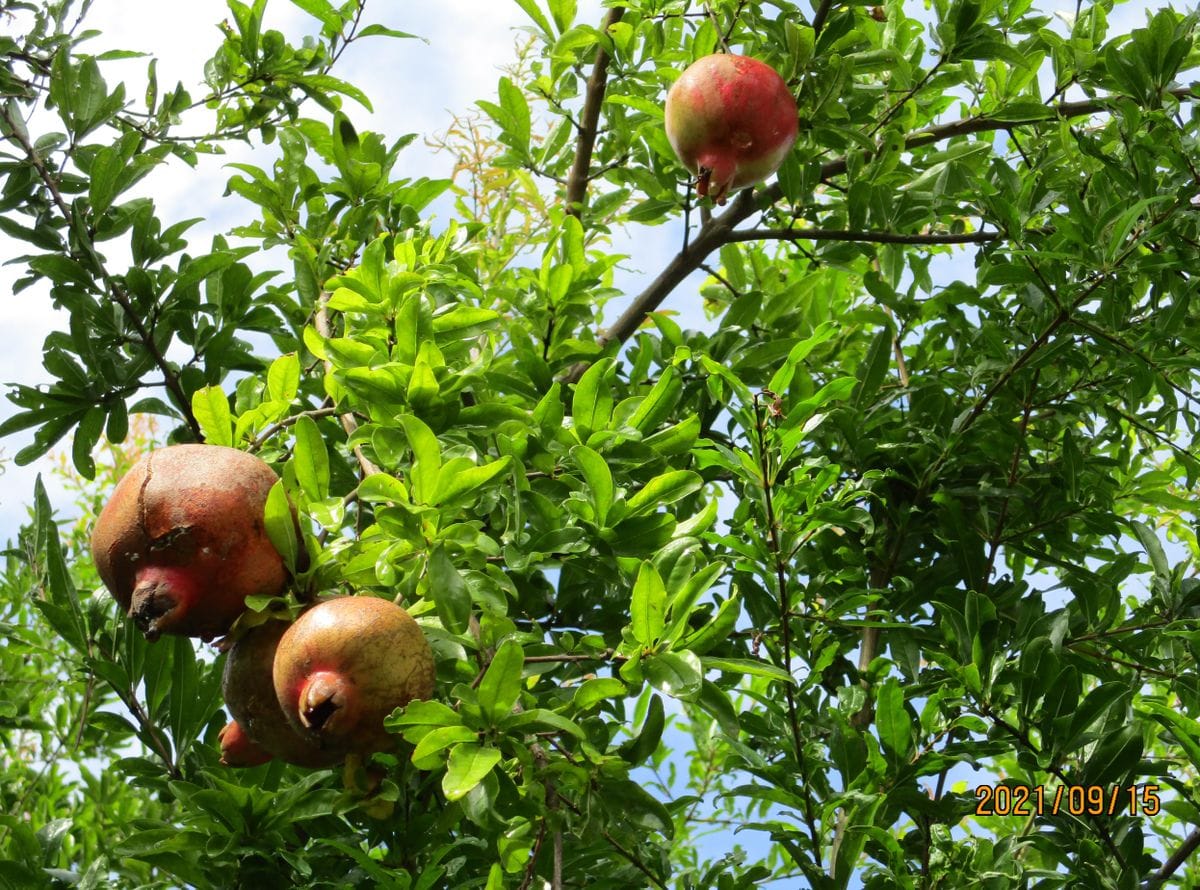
[1148,828,1200,887]
[564,7,626,216]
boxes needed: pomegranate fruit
[90,444,289,641]
[222,618,344,768]
[273,596,436,758]
[217,719,273,767]
[664,53,798,204]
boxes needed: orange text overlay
[974,784,1161,817]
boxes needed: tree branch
[754,393,822,867]
[812,0,836,36]
[1147,828,1200,888]
[563,91,1197,385]
[564,6,626,216]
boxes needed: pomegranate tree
[273,596,436,757]
[90,444,289,641]
[664,53,798,204]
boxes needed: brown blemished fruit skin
[217,719,273,768]
[273,596,436,758]
[664,53,799,204]
[90,444,289,641]
[222,618,345,768]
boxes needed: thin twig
[755,393,822,867]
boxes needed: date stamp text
[975,784,1160,817]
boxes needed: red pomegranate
[217,719,273,767]
[273,596,436,758]
[222,618,344,768]
[90,444,289,641]
[664,53,798,204]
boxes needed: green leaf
[853,323,894,408]
[412,725,478,768]
[625,470,702,518]
[1130,520,1170,580]
[434,457,512,509]
[357,473,409,504]
[400,414,441,504]
[571,357,614,440]
[263,480,299,575]
[631,561,667,645]
[679,592,741,655]
[1141,702,1200,774]
[191,385,233,446]
[291,415,329,501]
[573,677,626,711]
[499,708,585,739]
[663,563,724,645]
[644,650,702,700]
[1081,724,1142,786]
[389,699,463,728]
[572,445,613,526]
[696,680,740,738]
[478,639,524,724]
[619,693,664,764]
[443,743,502,801]
[267,353,300,404]
[547,0,577,33]
[511,0,555,36]
[287,0,341,30]
[699,656,794,685]
[628,369,682,434]
[603,779,674,838]
[497,76,531,151]
[876,678,913,761]
[427,545,471,635]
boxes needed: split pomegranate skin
[665,53,799,204]
[90,444,289,641]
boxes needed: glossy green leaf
[191,385,233,447]
[443,743,502,801]
[478,639,524,724]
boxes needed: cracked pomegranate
[273,596,436,758]
[664,53,798,204]
[222,617,344,768]
[90,444,289,641]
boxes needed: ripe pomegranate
[217,719,273,768]
[222,618,344,768]
[664,53,798,204]
[90,444,289,641]
[273,596,436,757]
